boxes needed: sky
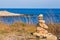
[0,0,60,8]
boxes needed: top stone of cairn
[38,14,43,20]
[38,14,43,17]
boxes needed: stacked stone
[33,14,57,40]
[37,14,48,37]
[33,14,48,38]
[38,14,57,40]
[38,14,48,29]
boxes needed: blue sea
[0,8,60,24]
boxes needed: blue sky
[0,0,60,8]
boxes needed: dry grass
[47,23,59,35]
[0,22,59,35]
[0,22,59,40]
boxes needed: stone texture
[33,14,57,40]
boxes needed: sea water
[0,8,60,24]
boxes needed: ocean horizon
[0,8,60,24]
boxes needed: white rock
[46,33,57,40]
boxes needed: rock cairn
[33,14,57,40]
[33,14,48,37]
[38,14,48,36]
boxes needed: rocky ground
[0,32,37,40]
[0,22,59,40]
[0,32,57,40]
